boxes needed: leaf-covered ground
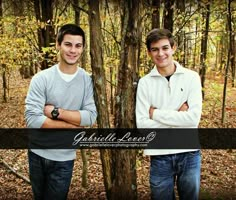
[0,71,235,199]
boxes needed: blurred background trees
[0,0,235,199]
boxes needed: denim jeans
[28,150,74,200]
[150,150,201,200]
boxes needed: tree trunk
[0,0,7,102]
[34,0,42,48]
[112,0,140,199]
[12,0,24,16]
[152,0,160,29]
[41,0,54,47]
[0,0,2,21]
[72,0,88,71]
[88,0,110,131]
[73,0,80,25]
[88,1,112,199]
[110,66,114,114]
[229,2,235,87]
[163,0,174,32]
[2,64,7,102]
[219,35,226,72]
[193,19,197,69]
[199,1,210,99]
[34,0,55,70]
[81,149,88,188]
[222,0,232,124]
[176,0,185,66]
[71,2,89,188]
[215,40,219,70]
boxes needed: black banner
[0,128,235,149]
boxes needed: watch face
[51,107,59,119]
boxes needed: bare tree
[0,0,7,102]
[229,5,235,87]
[112,0,141,199]
[199,1,210,99]
[88,1,112,199]
[163,0,174,32]
[222,0,233,124]
[152,0,161,29]
[73,0,80,25]
[33,0,55,70]
[175,0,185,66]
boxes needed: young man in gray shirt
[25,24,97,200]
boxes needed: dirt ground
[0,71,235,199]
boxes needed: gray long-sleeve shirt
[25,64,97,161]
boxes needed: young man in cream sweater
[136,28,202,200]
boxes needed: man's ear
[56,42,60,50]
[147,49,151,56]
[172,44,177,52]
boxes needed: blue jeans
[28,150,74,200]
[150,150,201,200]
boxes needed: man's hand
[178,102,189,111]
[42,105,84,128]
[149,106,157,119]
[44,105,55,118]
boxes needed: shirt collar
[149,61,185,77]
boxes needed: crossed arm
[25,74,97,129]
[136,74,202,128]
[149,102,189,120]
[42,105,82,128]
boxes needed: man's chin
[66,61,79,65]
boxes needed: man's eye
[151,48,158,52]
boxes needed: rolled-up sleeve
[25,75,47,128]
[79,76,97,126]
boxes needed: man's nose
[158,49,164,56]
[70,46,76,53]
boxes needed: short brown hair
[57,24,85,46]
[146,28,175,51]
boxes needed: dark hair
[57,24,85,46]
[146,28,175,51]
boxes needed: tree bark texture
[88,1,112,200]
[176,0,185,66]
[0,0,7,102]
[163,0,174,32]
[112,0,140,199]
[222,0,233,124]
[228,0,235,87]
[114,0,139,128]
[199,2,210,99]
[34,0,55,69]
[72,0,80,25]
[152,0,160,29]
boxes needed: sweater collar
[149,61,185,77]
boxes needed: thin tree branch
[0,159,30,184]
[58,0,71,18]
[101,27,121,46]
[71,2,89,15]
[175,7,200,37]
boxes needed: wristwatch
[51,107,59,120]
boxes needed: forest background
[0,0,235,199]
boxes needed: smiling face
[57,34,84,68]
[148,38,176,75]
